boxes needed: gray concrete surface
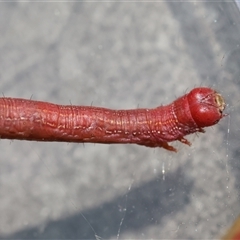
[0,1,239,239]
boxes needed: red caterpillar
[0,87,225,152]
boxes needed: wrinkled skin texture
[0,87,225,152]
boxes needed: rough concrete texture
[0,1,239,239]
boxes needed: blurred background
[0,1,239,239]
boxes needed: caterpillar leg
[161,142,177,152]
[178,137,191,146]
[137,141,177,152]
[198,128,205,133]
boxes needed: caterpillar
[0,87,226,152]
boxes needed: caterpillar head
[187,87,226,128]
